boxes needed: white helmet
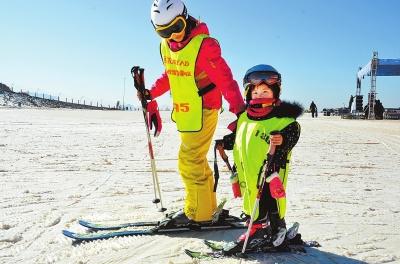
[151,0,187,27]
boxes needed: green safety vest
[233,114,295,219]
[160,34,208,132]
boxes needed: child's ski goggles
[243,72,281,88]
[155,16,187,39]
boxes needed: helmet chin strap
[248,98,279,108]
[247,98,281,118]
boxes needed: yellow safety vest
[160,34,208,132]
[233,114,295,219]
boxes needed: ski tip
[203,239,211,245]
[185,248,226,260]
[78,220,90,227]
[184,249,198,259]
[62,229,77,239]
[203,239,220,250]
[184,249,212,259]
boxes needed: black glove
[136,89,152,102]
[222,132,236,150]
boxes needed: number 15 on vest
[174,103,190,112]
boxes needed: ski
[185,234,321,260]
[76,210,183,231]
[78,214,243,231]
[78,219,160,230]
[203,236,320,252]
[62,228,156,241]
[63,219,247,242]
[184,245,311,260]
[184,249,226,260]
[78,200,237,231]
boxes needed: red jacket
[150,22,245,115]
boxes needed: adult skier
[139,0,245,224]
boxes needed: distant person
[222,64,303,252]
[138,0,245,225]
[310,101,317,118]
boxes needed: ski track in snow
[0,108,399,264]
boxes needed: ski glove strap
[266,172,286,199]
[146,100,162,137]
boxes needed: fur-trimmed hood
[271,101,304,119]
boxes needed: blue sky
[1,0,399,109]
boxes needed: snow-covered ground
[1,108,399,264]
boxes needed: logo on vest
[166,69,192,77]
[254,130,270,143]
[163,57,190,67]
[163,57,192,77]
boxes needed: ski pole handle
[131,66,145,91]
[268,130,280,155]
[131,66,147,109]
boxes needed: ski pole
[214,140,234,171]
[212,141,221,192]
[131,66,166,213]
[214,140,241,201]
[213,139,235,192]
[240,131,279,256]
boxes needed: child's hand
[270,134,283,146]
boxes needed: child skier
[140,0,245,224]
[224,64,303,252]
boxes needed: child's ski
[185,234,321,259]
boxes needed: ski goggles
[155,16,187,39]
[243,72,281,88]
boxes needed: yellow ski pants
[178,109,218,222]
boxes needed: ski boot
[286,222,300,240]
[158,210,194,228]
[221,222,272,255]
[269,212,287,247]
